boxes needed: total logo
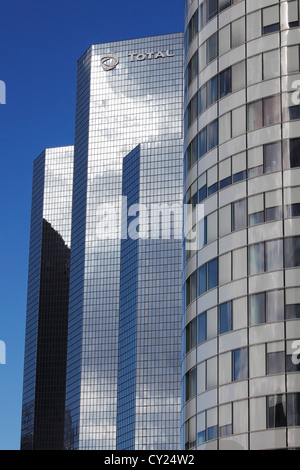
[100,50,175,71]
[128,50,175,62]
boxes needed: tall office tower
[64,34,183,450]
[21,147,74,450]
[183,0,300,450]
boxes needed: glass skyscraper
[22,34,183,450]
[183,0,300,451]
[21,146,74,450]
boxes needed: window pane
[199,185,207,203]
[219,0,231,12]
[248,101,263,131]
[232,199,247,231]
[267,352,285,375]
[208,258,218,290]
[289,105,300,121]
[219,302,232,334]
[266,239,283,271]
[249,211,265,226]
[208,0,218,20]
[207,119,218,151]
[266,206,283,222]
[220,68,231,98]
[287,393,300,426]
[190,271,197,302]
[207,76,218,106]
[233,348,248,381]
[264,142,282,173]
[264,95,281,126]
[198,312,207,344]
[207,32,218,63]
[287,138,300,168]
[249,243,265,275]
[249,293,266,325]
[267,395,287,428]
[232,18,245,48]
[199,84,207,114]
[285,237,300,268]
[267,290,284,322]
[197,412,206,445]
[199,128,207,158]
[198,264,207,295]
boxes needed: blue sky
[0,0,183,450]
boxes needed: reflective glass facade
[183,0,300,450]
[21,147,74,450]
[65,34,183,450]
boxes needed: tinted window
[233,348,248,381]
[267,395,287,428]
[219,302,232,334]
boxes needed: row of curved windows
[183,288,300,356]
[185,139,300,210]
[185,0,242,54]
[184,236,300,308]
[184,107,299,177]
[184,67,231,133]
[183,393,300,449]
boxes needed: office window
[233,348,248,381]
[219,301,232,334]
[198,312,207,344]
[264,142,282,173]
[232,199,247,231]
[266,206,283,222]
[188,52,198,86]
[199,184,207,203]
[287,394,300,426]
[186,318,197,353]
[267,290,284,323]
[267,351,285,375]
[208,0,218,21]
[220,67,231,98]
[249,243,265,275]
[267,395,287,428]
[206,407,218,441]
[219,0,231,12]
[285,237,300,268]
[249,211,264,226]
[285,203,300,219]
[284,139,300,170]
[249,293,266,326]
[207,75,218,107]
[199,128,207,158]
[264,95,281,126]
[198,264,207,296]
[207,119,218,151]
[232,17,245,48]
[263,5,280,35]
[199,84,207,114]
[289,105,300,121]
[288,0,300,28]
[233,170,247,183]
[187,10,199,47]
[207,32,218,63]
[208,182,218,196]
[248,100,263,131]
[208,258,218,290]
[266,239,283,272]
[185,367,197,402]
[197,412,206,445]
[263,50,280,80]
[219,404,233,438]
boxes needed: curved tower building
[183,0,300,450]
